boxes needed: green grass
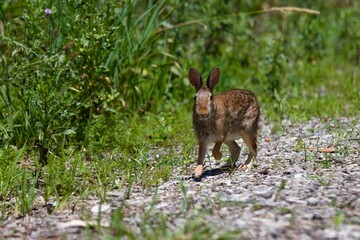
[0,0,359,238]
[0,111,194,215]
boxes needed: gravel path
[1,118,359,239]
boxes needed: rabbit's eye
[210,95,213,100]
[194,96,197,100]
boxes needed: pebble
[307,197,319,206]
[252,187,274,199]
[91,204,111,214]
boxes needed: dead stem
[156,6,320,33]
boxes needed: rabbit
[188,66,260,180]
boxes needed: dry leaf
[320,148,336,153]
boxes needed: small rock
[294,173,304,180]
[91,204,111,214]
[285,197,307,205]
[308,146,315,151]
[107,190,125,198]
[323,229,338,239]
[233,219,247,228]
[155,202,169,209]
[258,168,270,175]
[312,213,323,220]
[253,187,273,199]
[307,197,319,206]
[218,207,229,218]
[57,220,88,229]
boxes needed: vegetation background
[0,0,359,237]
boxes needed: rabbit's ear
[206,67,220,91]
[189,67,202,91]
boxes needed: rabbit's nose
[197,110,210,119]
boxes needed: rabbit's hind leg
[223,140,241,170]
[237,131,257,171]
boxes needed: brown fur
[189,67,260,180]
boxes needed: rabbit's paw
[237,163,252,171]
[237,157,255,171]
[194,165,203,180]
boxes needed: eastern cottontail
[188,67,260,180]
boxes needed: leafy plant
[18,170,38,216]
[333,211,345,229]
[273,179,286,202]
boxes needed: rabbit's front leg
[194,142,208,180]
[212,142,223,160]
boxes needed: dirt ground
[1,118,359,239]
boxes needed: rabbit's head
[189,67,220,120]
